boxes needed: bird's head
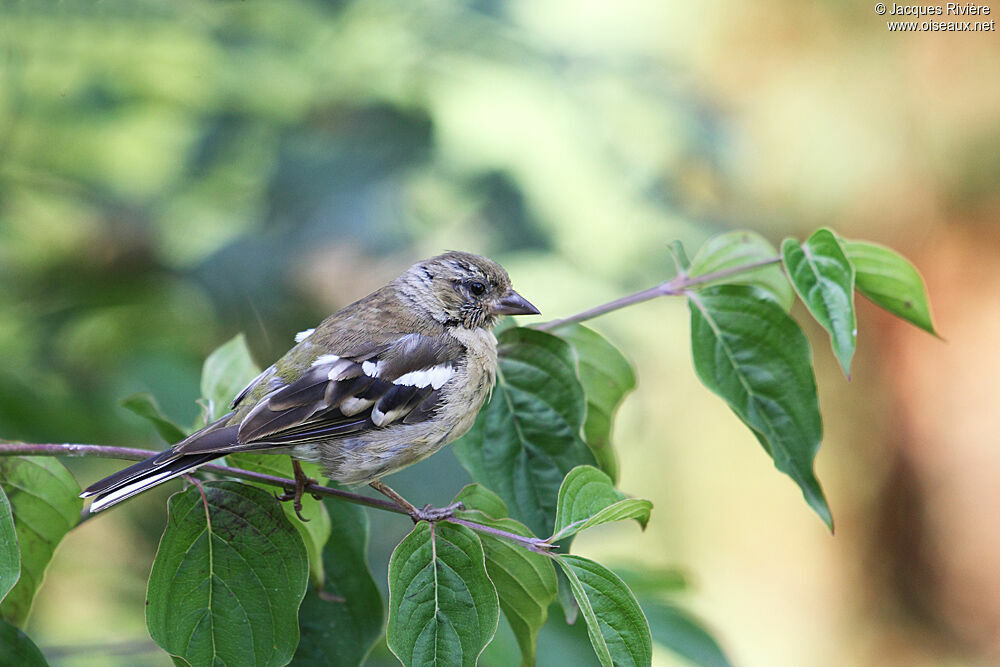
[399,251,540,329]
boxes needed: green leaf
[0,486,19,604]
[146,481,309,667]
[555,555,652,667]
[689,231,794,311]
[0,457,81,626]
[552,324,636,481]
[119,392,189,444]
[551,466,651,542]
[455,486,558,667]
[643,601,732,667]
[688,286,832,530]
[292,496,384,667]
[387,521,499,667]
[201,333,261,421]
[485,517,559,667]
[453,327,596,539]
[781,229,857,377]
[457,511,557,667]
[0,618,48,666]
[556,570,581,626]
[843,239,938,335]
[454,484,511,520]
[227,453,331,588]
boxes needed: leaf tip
[813,498,835,533]
[837,356,853,380]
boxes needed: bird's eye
[468,281,486,296]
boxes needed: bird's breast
[435,326,497,437]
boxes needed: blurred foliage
[0,0,717,449]
[0,2,719,663]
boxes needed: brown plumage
[80,251,539,515]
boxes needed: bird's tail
[80,415,241,513]
[80,450,226,513]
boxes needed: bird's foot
[275,489,313,521]
[275,460,317,522]
[409,501,465,523]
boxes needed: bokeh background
[2,1,999,665]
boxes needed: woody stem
[0,442,408,516]
[536,256,782,330]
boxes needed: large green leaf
[688,231,794,311]
[387,521,499,667]
[146,481,309,667]
[0,618,47,666]
[643,601,732,667]
[454,485,558,667]
[551,466,651,542]
[552,324,636,481]
[454,484,509,521]
[119,392,190,443]
[0,486,19,604]
[0,457,81,626]
[555,555,652,667]
[292,496,384,667]
[688,286,832,530]
[201,333,261,420]
[782,229,856,377]
[453,327,596,539]
[843,240,938,335]
[227,453,331,588]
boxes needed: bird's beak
[493,290,541,316]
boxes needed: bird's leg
[276,460,316,522]
[369,480,464,523]
[369,480,420,515]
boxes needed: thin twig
[0,442,406,516]
[206,462,406,515]
[445,516,555,554]
[538,256,782,330]
[0,443,143,459]
[537,283,668,331]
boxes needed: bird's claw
[275,461,316,522]
[275,490,311,521]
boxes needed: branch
[537,256,781,330]
[445,516,556,555]
[0,442,407,516]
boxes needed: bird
[80,251,540,520]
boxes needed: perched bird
[80,251,539,519]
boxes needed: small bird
[80,251,539,519]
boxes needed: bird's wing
[175,332,464,454]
